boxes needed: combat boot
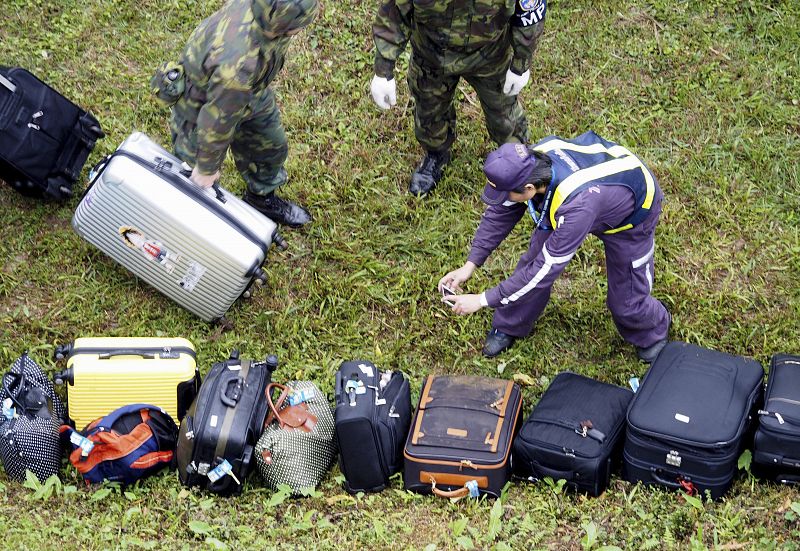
[244,191,312,228]
[409,150,450,197]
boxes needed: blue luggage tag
[465,479,480,498]
[629,377,640,393]
[288,387,315,406]
[69,431,95,457]
[207,459,241,485]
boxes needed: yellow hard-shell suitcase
[54,337,200,429]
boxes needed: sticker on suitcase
[119,226,180,273]
[178,261,206,292]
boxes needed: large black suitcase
[334,360,412,493]
[512,372,632,496]
[753,354,800,484]
[176,351,276,496]
[623,342,764,499]
[404,376,522,499]
[0,67,103,200]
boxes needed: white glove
[370,75,397,109]
[503,69,530,96]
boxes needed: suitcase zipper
[526,417,607,443]
[370,371,389,478]
[768,397,800,407]
[66,346,196,361]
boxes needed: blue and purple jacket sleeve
[481,194,598,309]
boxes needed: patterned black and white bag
[255,381,336,494]
[0,353,66,482]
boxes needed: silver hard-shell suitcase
[72,132,282,322]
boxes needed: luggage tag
[2,398,15,421]
[288,387,315,406]
[367,385,386,406]
[465,480,480,498]
[358,363,374,378]
[629,377,640,393]
[345,379,364,406]
[0,74,16,93]
[69,431,95,458]
[207,459,240,485]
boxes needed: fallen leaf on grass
[512,373,536,386]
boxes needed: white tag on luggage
[0,74,16,93]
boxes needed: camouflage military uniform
[373,0,546,152]
[170,0,314,195]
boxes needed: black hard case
[334,360,412,494]
[176,352,275,496]
[512,372,632,496]
[623,342,764,499]
[0,67,103,200]
[753,354,800,484]
[404,376,522,499]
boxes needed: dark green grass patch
[1,0,799,548]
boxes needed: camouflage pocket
[150,61,186,107]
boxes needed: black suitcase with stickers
[623,342,764,499]
[512,372,633,496]
[176,351,276,496]
[0,67,103,200]
[334,360,412,493]
[753,354,800,484]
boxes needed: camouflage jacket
[179,0,291,174]
[373,0,546,78]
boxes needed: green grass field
[1,0,799,548]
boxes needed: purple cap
[481,143,537,205]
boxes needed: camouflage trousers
[170,87,289,196]
[408,51,529,152]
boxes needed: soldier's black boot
[244,191,312,228]
[409,150,451,197]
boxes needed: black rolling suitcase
[753,354,800,484]
[404,376,522,499]
[623,342,764,499]
[334,360,412,493]
[512,372,632,496]
[0,67,104,200]
[176,351,276,496]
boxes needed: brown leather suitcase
[404,375,523,499]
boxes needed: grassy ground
[1,0,799,548]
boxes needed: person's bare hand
[438,262,477,293]
[442,293,483,315]
[190,167,220,189]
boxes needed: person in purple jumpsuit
[439,132,671,361]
